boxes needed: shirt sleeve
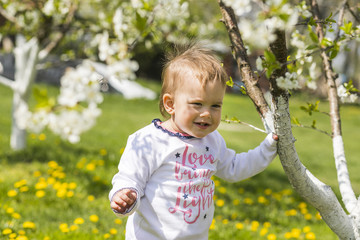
[215,133,277,182]
[109,131,156,216]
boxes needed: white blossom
[337,85,358,103]
[256,57,263,71]
[43,0,55,16]
[223,0,252,17]
[276,72,301,90]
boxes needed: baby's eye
[191,102,202,106]
[212,104,222,108]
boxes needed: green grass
[0,83,359,239]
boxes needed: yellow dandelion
[104,233,111,239]
[258,196,267,204]
[282,189,292,195]
[119,147,125,155]
[38,133,46,141]
[233,199,240,205]
[68,182,77,189]
[110,228,118,235]
[264,188,272,195]
[315,212,322,220]
[33,171,41,177]
[114,219,122,225]
[18,230,25,235]
[97,159,105,166]
[284,232,292,239]
[7,190,18,197]
[260,228,268,236]
[304,213,312,220]
[35,181,47,190]
[47,177,56,185]
[92,228,99,234]
[74,217,85,225]
[90,215,99,223]
[66,191,74,198]
[244,197,253,205]
[285,209,297,216]
[298,202,307,209]
[48,161,58,169]
[56,188,67,198]
[2,228,12,235]
[231,213,238,220]
[216,199,225,207]
[222,219,229,225]
[12,212,21,219]
[291,228,301,238]
[36,190,46,198]
[263,222,271,228]
[19,186,29,192]
[30,133,37,139]
[43,236,50,240]
[303,226,311,233]
[14,179,27,188]
[218,187,226,194]
[59,223,69,233]
[301,208,308,214]
[23,221,36,229]
[9,233,17,239]
[251,221,259,231]
[16,236,28,240]
[6,207,15,214]
[267,233,277,240]
[70,224,79,231]
[86,163,96,171]
[235,222,244,230]
[88,195,95,201]
[209,219,216,230]
[305,232,316,240]
[100,148,107,156]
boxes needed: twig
[222,118,266,133]
[291,124,332,137]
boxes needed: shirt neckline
[152,119,195,139]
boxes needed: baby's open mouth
[195,122,210,128]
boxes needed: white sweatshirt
[109,119,277,240]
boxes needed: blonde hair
[159,42,228,118]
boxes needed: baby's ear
[163,93,175,115]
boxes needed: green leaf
[240,86,247,95]
[135,12,147,32]
[33,87,54,109]
[291,117,301,126]
[226,76,234,87]
[308,25,319,43]
[311,120,317,129]
[306,44,318,50]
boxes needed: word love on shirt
[169,145,217,224]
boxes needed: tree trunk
[218,1,356,238]
[10,35,39,150]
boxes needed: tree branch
[217,0,272,132]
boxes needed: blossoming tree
[219,0,359,238]
[0,0,217,150]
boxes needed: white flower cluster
[224,0,298,49]
[222,0,252,17]
[107,59,139,81]
[15,62,103,143]
[276,72,301,90]
[337,85,358,103]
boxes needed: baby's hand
[110,189,137,214]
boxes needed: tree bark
[10,35,40,150]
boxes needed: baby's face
[169,75,225,138]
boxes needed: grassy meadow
[0,82,359,240]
